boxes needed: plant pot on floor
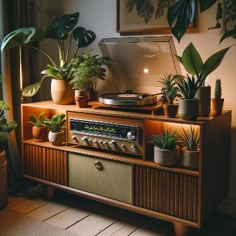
[154,146,178,166]
[51,79,74,105]
[178,98,199,120]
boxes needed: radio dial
[72,135,78,143]
[131,144,137,151]
[127,130,136,140]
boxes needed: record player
[94,36,181,109]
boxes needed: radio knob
[81,136,89,144]
[72,135,78,143]
[108,140,116,147]
[93,140,98,145]
[127,130,136,140]
[120,144,126,149]
[130,144,137,151]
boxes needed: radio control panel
[67,112,143,157]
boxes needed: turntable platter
[98,93,157,106]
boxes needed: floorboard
[2,187,236,236]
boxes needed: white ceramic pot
[48,130,65,146]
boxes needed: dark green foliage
[214,79,222,99]
[175,74,200,99]
[158,74,180,104]
[0,100,17,152]
[1,12,96,97]
[69,53,112,90]
[152,129,178,150]
[28,112,45,127]
[178,126,200,151]
[43,114,66,133]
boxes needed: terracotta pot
[51,79,74,105]
[180,149,199,170]
[87,89,98,101]
[74,90,88,108]
[211,98,224,116]
[48,130,65,146]
[32,126,48,142]
[195,86,211,117]
[163,104,178,118]
[0,151,7,208]
[178,98,199,120]
[154,146,178,166]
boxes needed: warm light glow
[143,67,149,74]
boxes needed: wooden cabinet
[21,101,231,229]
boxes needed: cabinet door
[68,153,133,204]
[134,165,199,223]
[23,144,67,185]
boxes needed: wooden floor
[1,185,236,236]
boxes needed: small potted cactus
[211,79,224,116]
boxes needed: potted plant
[28,112,47,142]
[211,79,224,116]
[152,129,179,166]
[158,74,180,118]
[69,52,112,106]
[1,12,96,105]
[176,43,231,116]
[43,113,66,146]
[0,100,17,208]
[175,74,200,120]
[178,126,200,170]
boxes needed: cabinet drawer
[68,153,133,203]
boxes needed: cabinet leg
[44,186,57,200]
[173,222,191,236]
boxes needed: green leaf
[1,27,46,51]
[167,0,196,42]
[181,43,203,75]
[220,28,236,43]
[199,46,231,81]
[199,0,217,12]
[72,27,96,48]
[22,82,42,97]
[46,12,80,39]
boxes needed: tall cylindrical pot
[195,86,211,117]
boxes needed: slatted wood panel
[23,144,67,185]
[134,165,199,223]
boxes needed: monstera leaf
[167,0,217,42]
[72,27,96,48]
[1,27,46,51]
[45,12,80,39]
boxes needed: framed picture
[117,0,197,35]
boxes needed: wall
[45,0,236,216]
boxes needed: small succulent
[214,79,222,99]
[152,129,178,150]
[175,74,200,99]
[178,126,200,151]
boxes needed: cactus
[214,79,222,99]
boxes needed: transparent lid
[98,36,181,94]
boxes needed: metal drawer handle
[94,161,103,170]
